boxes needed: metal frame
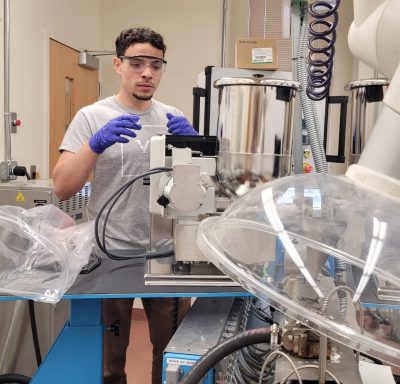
[20,290,251,383]
[30,299,103,384]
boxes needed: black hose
[179,327,271,384]
[0,374,31,384]
[28,300,42,367]
[306,0,341,101]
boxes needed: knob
[303,163,313,173]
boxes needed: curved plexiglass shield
[197,173,400,366]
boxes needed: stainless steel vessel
[345,78,389,166]
[214,76,301,197]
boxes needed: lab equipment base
[145,259,241,287]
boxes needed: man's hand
[166,113,198,136]
[89,115,142,154]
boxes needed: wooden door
[49,39,99,175]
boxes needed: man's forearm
[52,143,99,200]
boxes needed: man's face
[114,42,165,102]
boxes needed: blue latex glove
[89,115,142,154]
[166,113,198,136]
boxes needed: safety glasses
[119,55,167,73]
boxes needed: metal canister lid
[214,76,302,91]
[344,78,390,90]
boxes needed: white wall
[0,0,102,179]
[225,1,250,67]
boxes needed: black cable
[179,327,271,384]
[241,346,267,370]
[247,343,268,355]
[97,167,173,259]
[233,370,245,384]
[28,300,42,367]
[94,167,173,261]
[100,176,173,260]
[250,308,266,322]
[239,349,259,369]
[237,352,262,382]
[238,345,272,383]
[232,373,241,384]
[238,367,257,383]
[0,374,31,384]
[250,303,274,325]
[241,348,261,368]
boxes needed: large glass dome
[197,173,400,367]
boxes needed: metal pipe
[220,0,227,67]
[318,334,328,383]
[4,0,11,162]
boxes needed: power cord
[95,167,173,261]
[28,301,42,367]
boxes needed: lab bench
[1,252,249,384]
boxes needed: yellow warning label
[15,191,26,202]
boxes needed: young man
[52,27,195,384]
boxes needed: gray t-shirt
[59,95,183,249]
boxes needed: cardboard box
[235,38,278,70]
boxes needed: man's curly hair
[115,27,166,57]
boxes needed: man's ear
[113,56,122,74]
